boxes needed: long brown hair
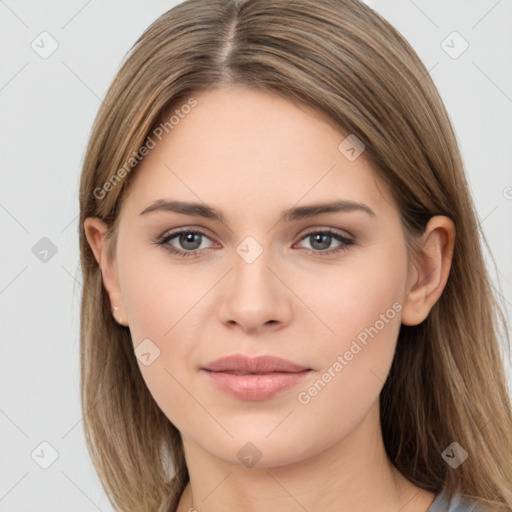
[78,0,512,510]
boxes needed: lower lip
[201,369,312,401]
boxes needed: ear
[83,217,128,327]
[401,216,456,326]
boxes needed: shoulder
[427,488,491,512]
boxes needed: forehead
[121,85,395,221]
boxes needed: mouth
[202,354,310,373]
[212,370,299,375]
[200,354,312,401]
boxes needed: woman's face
[91,85,418,466]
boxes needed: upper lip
[202,354,310,373]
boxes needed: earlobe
[401,216,456,326]
[83,217,129,327]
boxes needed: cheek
[120,274,198,430]
[299,241,408,346]
[119,236,206,341]
[292,243,407,408]
[116,242,203,424]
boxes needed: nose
[217,248,293,334]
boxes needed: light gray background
[1,1,511,510]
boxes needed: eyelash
[153,228,355,259]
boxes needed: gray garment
[427,488,485,511]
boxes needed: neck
[175,402,436,512]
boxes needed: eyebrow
[139,199,376,222]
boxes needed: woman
[79,0,512,510]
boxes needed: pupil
[181,232,200,250]
[313,233,331,250]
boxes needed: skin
[85,84,455,512]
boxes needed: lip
[201,354,312,401]
[202,354,310,373]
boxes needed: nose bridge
[217,234,291,331]
[231,235,278,300]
